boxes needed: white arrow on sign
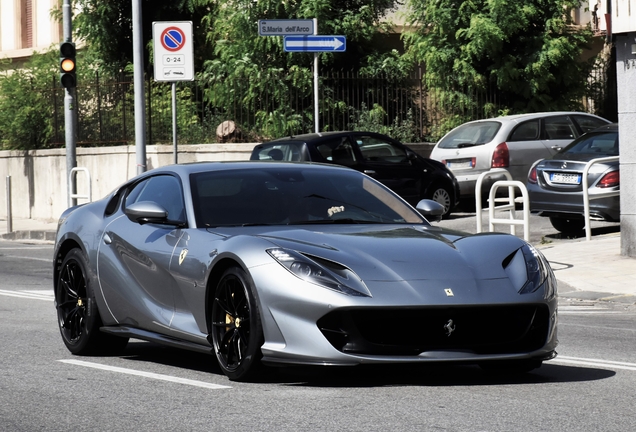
[284,35,346,52]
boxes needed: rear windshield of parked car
[561,132,618,156]
[437,121,501,149]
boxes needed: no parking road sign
[153,21,194,81]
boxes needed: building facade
[0,0,61,66]
[608,0,636,256]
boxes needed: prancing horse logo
[444,319,456,337]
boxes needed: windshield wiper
[289,218,384,225]
[456,142,482,148]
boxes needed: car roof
[140,161,352,177]
[265,131,388,143]
[463,111,606,124]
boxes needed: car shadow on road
[115,342,615,387]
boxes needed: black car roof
[266,131,387,143]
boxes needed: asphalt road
[1,239,635,432]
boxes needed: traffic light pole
[132,0,147,174]
[62,0,77,207]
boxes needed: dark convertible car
[251,131,460,217]
[54,162,557,381]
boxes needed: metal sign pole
[172,82,178,164]
[313,18,319,133]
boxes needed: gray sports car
[53,162,558,381]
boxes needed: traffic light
[60,42,76,89]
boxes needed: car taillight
[528,166,538,184]
[597,170,619,188]
[491,142,509,168]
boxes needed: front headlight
[267,248,371,297]
[503,243,554,296]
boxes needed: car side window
[543,116,576,140]
[572,115,609,134]
[509,120,539,141]
[316,137,357,165]
[125,175,186,222]
[355,136,407,163]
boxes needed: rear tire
[549,216,585,235]
[211,266,264,381]
[55,249,129,355]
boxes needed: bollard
[5,176,12,234]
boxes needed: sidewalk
[1,218,635,303]
[0,218,57,242]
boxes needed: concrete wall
[0,142,435,223]
[616,33,636,257]
[0,143,256,222]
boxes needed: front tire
[55,248,128,355]
[211,266,264,381]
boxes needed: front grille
[317,305,550,356]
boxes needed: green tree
[402,0,594,126]
[0,52,58,150]
[195,0,403,137]
[72,0,211,75]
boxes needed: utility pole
[62,0,77,207]
[132,0,147,174]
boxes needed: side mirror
[415,199,445,222]
[124,201,168,225]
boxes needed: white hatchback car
[429,112,610,199]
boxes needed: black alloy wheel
[56,248,128,355]
[211,266,264,381]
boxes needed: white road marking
[550,356,636,371]
[58,359,232,389]
[0,289,54,301]
[0,246,51,250]
[558,305,620,315]
[559,322,636,332]
[0,254,51,262]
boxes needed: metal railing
[475,169,530,241]
[582,156,620,241]
[68,167,92,208]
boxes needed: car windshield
[437,121,501,149]
[190,167,426,227]
[559,131,618,157]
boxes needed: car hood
[254,225,524,283]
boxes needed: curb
[0,230,56,242]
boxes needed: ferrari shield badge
[444,288,454,297]
[179,249,188,265]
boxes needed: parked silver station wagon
[429,112,610,198]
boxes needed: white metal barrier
[582,156,620,241]
[475,169,530,241]
[68,167,92,207]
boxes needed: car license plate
[447,159,473,169]
[550,172,581,184]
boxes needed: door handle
[550,145,562,151]
[103,233,112,245]
[364,170,376,175]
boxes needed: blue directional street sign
[284,35,346,53]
